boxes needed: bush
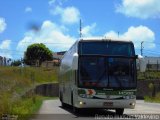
[144,92,160,103]
[11,60,22,66]
[0,66,58,118]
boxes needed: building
[53,51,66,60]
[0,56,11,66]
[41,51,66,68]
[137,57,160,71]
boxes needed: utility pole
[141,41,144,56]
[79,19,82,38]
[118,31,119,38]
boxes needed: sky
[0,0,160,59]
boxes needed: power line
[0,49,24,53]
[144,50,160,54]
[144,52,160,56]
[0,48,160,54]
[144,41,160,44]
[10,41,73,44]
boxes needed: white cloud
[25,7,32,13]
[116,0,160,19]
[104,25,155,49]
[52,6,62,14]
[48,0,56,6]
[51,6,80,24]
[0,40,11,49]
[48,0,67,6]
[0,40,12,58]
[81,23,96,37]
[17,20,75,52]
[0,17,7,33]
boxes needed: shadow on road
[59,105,135,119]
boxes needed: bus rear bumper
[75,97,136,109]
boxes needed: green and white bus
[59,38,138,115]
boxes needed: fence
[137,58,160,71]
[137,80,160,99]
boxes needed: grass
[1,66,160,118]
[0,66,59,119]
[1,95,57,120]
[137,70,160,80]
[144,92,160,103]
[10,95,43,120]
[0,66,58,94]
[138,70,160,103]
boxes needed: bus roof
[78,37,132,43]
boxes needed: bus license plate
[103,102,113,107]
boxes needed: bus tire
[62,102,67,108]
[115,108,124,115]
[73,106,80,113]
[71,91,73,106]
[59,92,62,102]
[60,92,67,108]
[61,99,68,108]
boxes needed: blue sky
[0,0,160,59]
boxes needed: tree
[11,60,21,66]
[24,43,53,66]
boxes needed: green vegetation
[11,60,22,66]
[137,71,160,80]
[0,66,58,119]
[11,96,56,120]
[144,92,160,103]
[0,95,56,120]
[11,95,43,119]
[1,66,160,118]
[24,43,53,66]
[138,71,160,103]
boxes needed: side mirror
[135,55,138,59]
[72,53,78,70]
[137,55,146,72]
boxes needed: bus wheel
[61,99,68,108]
[73,106,80,114]
[60,93,67,108]
[115,108,124,115]
[59,92,62,102]
[62,102,67,108]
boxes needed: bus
[59,38,137,115]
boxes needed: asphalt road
[31,99,160,120]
